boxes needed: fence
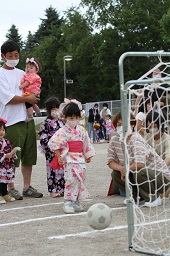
[83,99,136,117]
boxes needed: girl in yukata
[38,97,65,198]
[48,98,95,214]
[0,118,20,204]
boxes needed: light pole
[64,55,72,98]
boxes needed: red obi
[68,141,83,153]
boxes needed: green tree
[160,8,170,43]
[24,31,39,54]
[6,24,23,47]
[34,6,64,43]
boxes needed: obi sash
[68,141,83,153]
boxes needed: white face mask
[103,107,107,110]
[66,120,79,128]
[51,110,60,118]
[117,125,123,134]
[152,73,161,78]
[5,59,19,67]
[149,127,159,135]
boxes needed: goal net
[119,52,170,255]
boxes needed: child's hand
[5,152,13,159]
[86,157,91,163]
[58,156,63,166]
[19,84,24,89]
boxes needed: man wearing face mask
[0,40,43,200]
[100,103,111,140]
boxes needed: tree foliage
[4,1,170,106]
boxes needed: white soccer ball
[86,203,113,230]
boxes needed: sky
[0,0,81,47]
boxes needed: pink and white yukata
[48,124,95,202]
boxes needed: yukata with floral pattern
[38,118,65,194]
[0,138,15,183]
[48,124,95,202]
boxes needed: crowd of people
[0,39,169,214]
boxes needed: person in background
[105,114,115,142]
[145,110,170,202]
[100,103,111,140]
[0,118,18,204]
[87,103,99,143]
[48,99,95,214]
[93,113,103,144]
[79,107,86,127]
[38,97,65,198]
[135,98,153,136]
[19,57,42,120]
[107,111,170,207]
[0,40,43,200]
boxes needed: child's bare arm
[19,80,30,89]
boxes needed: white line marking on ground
[0,202,63,212]
[48,225,128,239]
[48,218,170,240]
[0,207,126,228]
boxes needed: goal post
[118,51,170,255]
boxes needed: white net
[124,60,170,255]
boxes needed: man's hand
[118,165,125,181]
[24,94,40,105]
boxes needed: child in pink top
[105,114,115,142]
[19,57,42,119]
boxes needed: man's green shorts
[6,120,37,167]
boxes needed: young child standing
[105,114,115,142]
[38,97,65,198]
[0,118,20,204]
[19,57,42,119]
[93,113,103,144]
[48,99,95,214]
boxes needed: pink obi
[68,141,83,153]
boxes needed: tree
[34,6,64,43]
[6,24,23,47]
[24,31,39,54]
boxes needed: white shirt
[100,108,111,119]
[0,67,27,126]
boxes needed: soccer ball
[86,203,113,230]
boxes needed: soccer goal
[119,51,170,255]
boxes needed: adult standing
[87,103,99,143]
[0,40,43,200]
[100,103,111,140]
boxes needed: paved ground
[0,142,145,256]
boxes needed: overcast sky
[0,0,81,48]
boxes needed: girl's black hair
[0,121,6,131]
[45,97,61,118]
[63,102,81,118]
[95,113,100,121]
[1,40,20,55]
[146,111,165,133]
